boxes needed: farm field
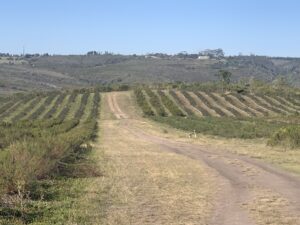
[135,89,300,118]
[0,88,100,224]
[86,91,300,225]
[135,88,300,142]
[0,88,300,225]
[2,1,300,224]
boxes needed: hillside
[1,54,300,93]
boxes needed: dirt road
[102,91,300,225]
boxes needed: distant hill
[0,54,300,93]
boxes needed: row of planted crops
[134,88,300,143]
[135,88,300,118]
[0,88,101,224]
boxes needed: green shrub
[157,90,185,116]
[11,97,42,122]
[88,90,100,119]
[268,126,300,149]
[74,92,89,119]
[43,93,67,119]
[134,88,154,116]
[152,116,285,139]
[0,137,66,194]
[0,88,101,223]
[144,88,167,116]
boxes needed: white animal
[188,130,197,138]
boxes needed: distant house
[198,55,210,60]
[199,48,224,59]
[145,55,160,59]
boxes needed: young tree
[215,70,232,92]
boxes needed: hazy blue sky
[1,0,300,56]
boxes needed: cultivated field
[94,91,300,225]
[0,88,100,224]
[136,88,300,118]
[134,88,300,143]
[0,88,299,225]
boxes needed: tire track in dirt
[106,92,300,225]
[107,92,129,119]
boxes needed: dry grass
[74,93,216,225]
[245,188,300,225]
[152,123,300,175]
[30,90,299,224]
[127,95,300,176]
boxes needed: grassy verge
[152,116,291,139]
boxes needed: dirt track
[105,92,300,225]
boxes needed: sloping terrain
[1,55,300,93]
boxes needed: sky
[1,0,300,57]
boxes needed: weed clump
[268,126,300,149]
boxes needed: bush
[144,89,167,116]
[74,92,89,119]
[268,126,300,149]
[157,90,185,116]
[152,116,285,139]
[134,88,154,116]
[43,93,66,119]
[89,90,100,119]
[0,88,101,223]
[0,137,66,195]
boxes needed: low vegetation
[134,88,154,116]
[156,90,185,116]
[134,86,300,148]
[268,126,300,149]
[152,116,285,139]
[144,88,167,116]
[0,88,100,224]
